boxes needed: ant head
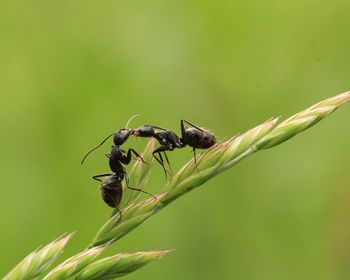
[113,129,132,145]
[112,114,140,145]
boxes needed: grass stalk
[3,91,349,280]
[90,91,350,247]
[3,233,74,280]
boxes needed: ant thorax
[110,146,122,158]
[154,131,181,147]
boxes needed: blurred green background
[0,0,349,279]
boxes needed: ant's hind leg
[111,206,122,219]
[181,119,205,132]
[180,119,187,140]
[192,148,200,171]
[124,171,155,199]
[92,173,113,182]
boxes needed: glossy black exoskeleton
[82,116,154,211]
[132,120,216,177]
[88,147,154,213]
[81,128,133,165]
[179,119,216,164]
[132,125,182,177]
[92,173,134,218]
[92,174,123,213]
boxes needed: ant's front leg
[92,173,113,182]
[130,149,148,164]
[192,147,201,171]
[120,149,147,165]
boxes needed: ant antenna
[125,114,140,129]
[81,133,115,165]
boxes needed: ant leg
[153,145,174,179]
[124,171,155,199]
[181,119,205,132]
[92,173,113,182]
[163,151,173,174]
[119,149,132,165]
[130,149,148,164]
[110,205,123,219]
[180,119,187,142]
[115,205,122,219]
[153,144,174,175]
[153,152,169,179]
[120,149,147,165]
[193,148,200,171]
[159,152,173,178]
[193,148,197,164]
[181,119,210,138]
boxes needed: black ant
[82,116,154,213]
[179,119,217,164]
[131,125,182,178]
[132,119,216,177]
[80,115,139,165]
[91,151,153,217]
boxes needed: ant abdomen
[183,127,216,149]
[100,176,123,208]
